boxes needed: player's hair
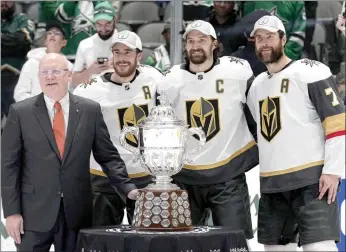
[278,30,285,39]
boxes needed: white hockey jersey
[74,65,162,190]
[247,59,346,193]
[158,57,259,185]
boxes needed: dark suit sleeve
[92,103,137,197]
[1,106,23,218]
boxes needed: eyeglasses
[47,30,63,37]
[39,69,69,76]
[95,22,114,30]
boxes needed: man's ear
[212,39,219,50]
[62,39,67,47]
[282,35,287,48]
[137,51,143,62]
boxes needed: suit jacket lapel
[33,94,61,159]
[62,93,81,163]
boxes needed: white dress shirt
[44,92,70,197]
[44,92,70,135]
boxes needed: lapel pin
[76,109,79,113]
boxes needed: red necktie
[53,102,65,158]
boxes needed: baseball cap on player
[183,20,217,39]
[250,15,286,37]
[111,30,142,51]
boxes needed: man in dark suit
[1,53,138,251]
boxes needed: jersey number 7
[324,87,340,107]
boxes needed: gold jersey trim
[260,160,324,177]
[90,168,149,178]
[322,113,346,136]
[183,140,256,170]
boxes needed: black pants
[175,173,253,239]
[92,191,126,227]
[16,200,77,252]
[258,183,340,246]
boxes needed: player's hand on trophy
[128,189,139,200]
[6,214,24,244]
[318,174,340,204]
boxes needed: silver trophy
[119,93,205,230]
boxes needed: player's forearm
[323,136,345,178]
[71,69,92,87]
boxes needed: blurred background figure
[144,19,185,72]
[231,10,269,77]
[242,1,306,60]
[205,1,238,56]
[35,1,95,62]
[72,1,118,87]
[336,13,345,37]
[336,70,345,104]
[1,0,34,120]
[14,21,73,102]
[303,2,318,59]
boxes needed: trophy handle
[119,126,140,162]
[183,127,206,163]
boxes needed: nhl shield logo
[118,30,129,39]
[259,96,282,142]
[191,20,203,28]
[118,104,149,147]
[258,17,270,25]
[185,97,220,142]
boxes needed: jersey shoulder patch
[79,77,98,89]
[220,56,253,79]
[296,58,332,83]
[226,56,246,65]
[299,58,320,67]
[139,64,163,79]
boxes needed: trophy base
[132,189,193,231]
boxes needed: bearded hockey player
[247,15,345,251]
[74,30,162,226]
[158,20,259,240]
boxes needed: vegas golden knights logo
[118,104,149,147]
[259,96,282,142]
[186,97,220,142]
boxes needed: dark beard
[114,61,137,78]
[1,5,15,20]
[187,49,208,64]
[98,29,115,41]
[256,46,283,64]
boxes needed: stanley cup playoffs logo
[186,97,220,142]
[259,96,282,142]
[118,104,149,147]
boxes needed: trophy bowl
[119,94,206,230]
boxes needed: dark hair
[183,36,221,63]
[278,30,285,39]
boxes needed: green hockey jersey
[243,1,306,60]
[1,13,35,71]
[38,1,95,60]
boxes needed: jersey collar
[101,70,140,86]
[181,57,220,75]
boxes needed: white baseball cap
[250,15,286,37]
[183,20,217,40]
[112,30,142,50]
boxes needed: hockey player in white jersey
[158,20,258,239]
[247,16,345,251]
[74,30,162,226]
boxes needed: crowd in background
[1,0,346,128]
